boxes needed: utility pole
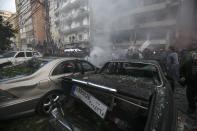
[44,0,51,44]
[88,0,94,49]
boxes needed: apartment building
[15,0,34,49]
[15,0,47,50]
[49,0,60,47]
[32,0,46,45]
[111,0,197,50]
[55,0,90,49]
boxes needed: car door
[79,60,96,74]
[25,52,33,61]
[14,52,26,64]
[49,60,76,84]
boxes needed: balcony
[139,19,176,28]
[62,10,89,23]
[73,10,89,21]
[64,38,89,44]
[134,39,167,46]
[61,0,87,13]
[61,25,89,35]
[116,1,179,20]
[113,18,176,32]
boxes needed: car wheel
[36,90,65,115]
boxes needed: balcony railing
[61,25,89,35]
[112,18,176,32]
[139,19,176,28]
[61,10,89,23]
[115,1,179,21]
[61,0,84,13]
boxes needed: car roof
[15,51,39,52]
[38,57,83,62]
[108,59,159,65]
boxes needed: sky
[0,0,16,13]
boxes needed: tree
[0,16,16,51]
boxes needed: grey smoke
[88,0,134,67]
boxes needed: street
[1,0,197,131]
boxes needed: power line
[6,1,34,25]
[7,0,40,24]
[10,0,51,45]
[14,4,42,31]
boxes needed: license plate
[72,85,108,119]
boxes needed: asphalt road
[0,86,197,131]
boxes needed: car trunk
[62,74,157,131]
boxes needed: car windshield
[100,62,162,85]
[0,59,49,81]
[2,52,16,58]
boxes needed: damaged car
[50,60,177,131]
[0,57,96,120]
[0,51,42,67]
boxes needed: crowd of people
[126,45,197,114]
[147,46,197,114]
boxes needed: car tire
[36,90,65,115]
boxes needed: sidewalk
[175,86,197,131]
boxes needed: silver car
[0,57,96,119]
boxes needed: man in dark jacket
[180,50,197,114]
[166,46,180,92]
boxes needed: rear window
[0,59,48,81]
[101,62,161,85]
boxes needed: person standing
[166,46,180,92]
[180,50,197,114]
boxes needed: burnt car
[50,60,177,131]
[0,57,96,120]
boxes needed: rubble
[175,87,197,131]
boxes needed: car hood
[67,74,156,100]
[0,58,10,64]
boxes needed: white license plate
[72,85,108,119]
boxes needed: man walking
[166,46,180,92]
[181,50,197,114]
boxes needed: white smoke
[86,46,111,67]
[87,0,134,66]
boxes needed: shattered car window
[0,59,48,81]
[101,62,161,85]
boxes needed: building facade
[32,0,47,46]
[16,0,34,50]
[15,0,47,50]
[49,0,60,47]
[111,0,197,50]
[55,0,90,49]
